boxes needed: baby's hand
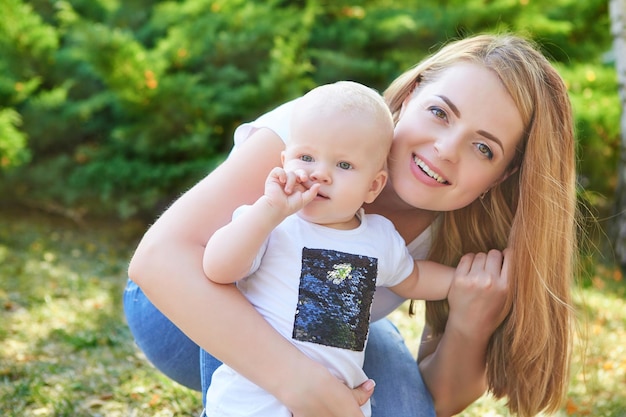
[265,167,320,216]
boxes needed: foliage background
[0,0,617,222]
[1,0,625,416]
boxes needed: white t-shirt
[231,99,433,322]
[205,208,416,417]
[204,100,436,417]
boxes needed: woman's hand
[283,365,374,417]
[447,249,511,341]
[417,249,511,415]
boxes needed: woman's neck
[364,187,438,245]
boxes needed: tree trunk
[610,0,626,267]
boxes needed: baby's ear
[364,170,388,204]
[280,151,286,166]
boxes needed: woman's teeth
[414,156,447,184]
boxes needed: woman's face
[387,62,524,212]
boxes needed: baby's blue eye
[300,155,313,162]
[338,161,352,170]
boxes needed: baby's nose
[309,166,332,184]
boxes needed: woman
[126,33,577,417]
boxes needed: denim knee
[123,279,202,391]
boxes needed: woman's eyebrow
[438,94,504,153]
[437,95,460,117]
[477,130,504,153]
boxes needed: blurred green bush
[0,0,615,220]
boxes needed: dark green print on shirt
[292,247,378,351]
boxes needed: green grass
[1,210,625,416]
[0,210,203,416]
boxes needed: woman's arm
[417,250,510,417]
[129,128,370,416]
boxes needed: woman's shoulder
[233,98,300,150]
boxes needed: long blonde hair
[384,34,577,416]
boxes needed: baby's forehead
[289,127,387,154]
[295,82,393,128]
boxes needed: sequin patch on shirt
[292,247,378,351]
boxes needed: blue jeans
[123,279,435,416]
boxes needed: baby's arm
[202,167,319,284]
[389,260,455,301]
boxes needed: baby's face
[283,112,390,228]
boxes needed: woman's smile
[412,154,450,184]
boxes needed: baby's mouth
[413,155,449,184]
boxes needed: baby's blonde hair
[293,81,394,167]
[385,34,577,417]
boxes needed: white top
[205,208,416,417]
[231,98,433,322]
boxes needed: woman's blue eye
[477,143,493,160]
[338,161,352,170]
[300,155,313,162]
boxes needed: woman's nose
[433,134,460,163]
